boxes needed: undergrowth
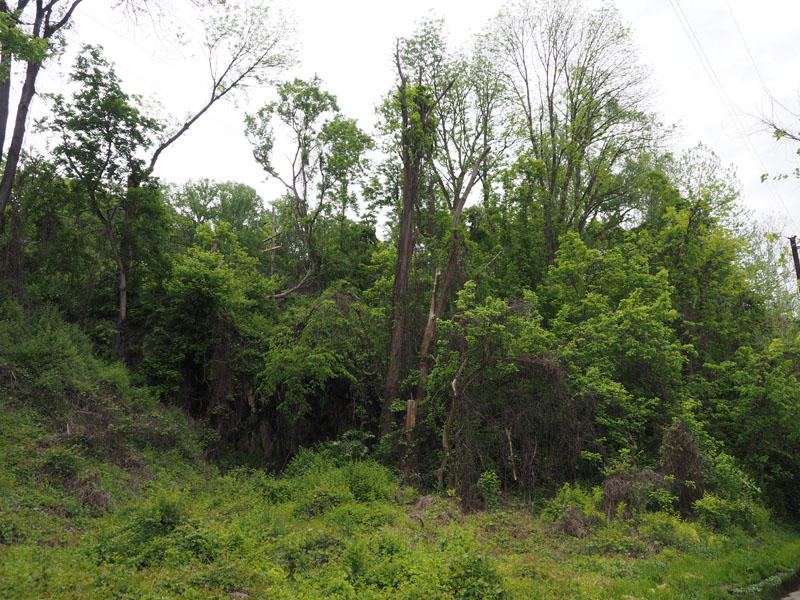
[2,302,800,599]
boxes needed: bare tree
[141,0,295,182]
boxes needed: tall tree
[0,0,84,233]
[493,0,656,263]
[142,0,295,182]
[378,29,452,436]
[246,77,372,297]
[408,27,505,445]
[46,46,161,331]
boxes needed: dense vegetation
[2,0,800,597]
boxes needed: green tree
[46,46,163,333]
[0,0,84,234]
[169,179,267,259]
[493,0,657,263]
[246,77,372,296]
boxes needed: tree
[0,0,85,234]
[407,23,505,449]
[378,26,452,436]
[46,46,162,332]
[143,0,295,182]
[377,22,506,442]
[169,179,267,258]
[493,0,657,263]
[246,77,372,297]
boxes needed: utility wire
[725,1,770,93]
[667,0,799,231]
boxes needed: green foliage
[541,483,604,537]
[285,450,396,509]
[46,45,161,191]
[584,521,650,557]
[5,4,800,599]
[40,445,83,480]
[637,511,701,550]
[477,470,502,509]
[693,493,762,534]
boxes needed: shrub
[279,530,343,575]
[295,483,353,517]
[94,492,188,567]
[602,468,665,520]
[0,509,21,544]
[443,535,506,600]
[283,447,330,479]
[40,445,83,480]
[541,483,604,537]
[318,429,374,462]
[477,470,501,509]
[325,502,401,535]
[706,452,760,502]
[694,493,762,533]
[584,521,649,557]
[342,460,395,503]
[659,420,706,517]
[637,511,700,550]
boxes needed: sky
[38,0,800,234]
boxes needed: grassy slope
[2,303,800,600]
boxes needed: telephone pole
[789,236,800,283]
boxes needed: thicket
[1,0,800,527]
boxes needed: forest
[3,1,800,598]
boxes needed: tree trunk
[0,45,12,160]
[102,217,127,329]
[0,60,39,233]
[380,158,418,435]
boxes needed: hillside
[2,302,800,600]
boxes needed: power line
[667,0,799,231]
[725,1,770,94]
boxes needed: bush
[40,445,83,480]
[541,483,604,537]
[0,300,109,411]
[442,533,506,600]
[637,511,700,550]
[659,420,706,517]
[325,502,402,535]
[477,471,501,509]
[295,483,353,517]
[279,530,343,575]
[584,521,649,557]
[341,460,395,503]
[284,450,396,514]
[602,468,665,519]
[706,452,760,502]
[94,492,188,567]
[317,429,374,462]
[694,493,762,533]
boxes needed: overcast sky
[45,0,800,234]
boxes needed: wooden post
[405,398,417,430]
